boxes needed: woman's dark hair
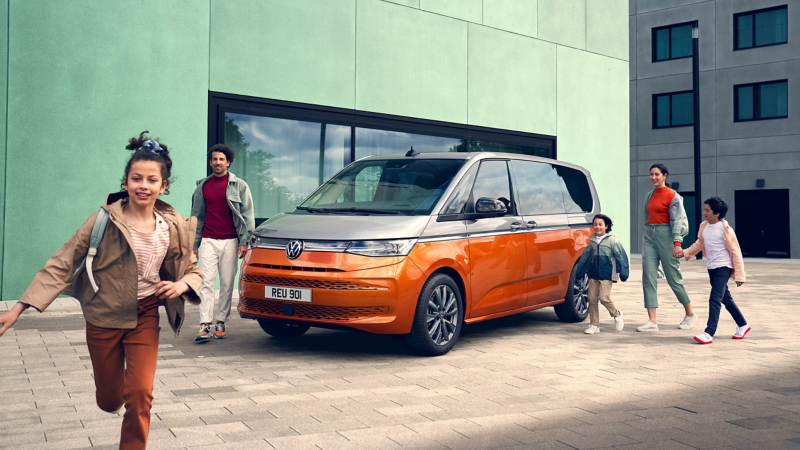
[208,144,235,163]
[592,214,613,232]
[121,131,173,195]
[649,163,670,187]
[704,196,728,220]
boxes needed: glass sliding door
[224,113,350,219]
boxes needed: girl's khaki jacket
[18,192,203,336]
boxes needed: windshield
[297,158,466,215]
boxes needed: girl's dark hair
[704,196,728,220]
[121,131,173,195]
[592,214,613,232]
[649,163,670,188]
[208,144,235,163]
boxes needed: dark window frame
[734,79,789,122]
[651,21,695,62]
[734,5,789,51]
[652,90,694,129]
[208,92,557,223]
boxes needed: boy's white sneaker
[694,332,713,344]
[584,325,600,334]
[637,321,658,332]
[733,324,751,340]
[678,315,697,329]
[614,312,624,332]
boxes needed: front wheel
[405,274,464,356]
[554,263,590,322]
[257,319,311,338]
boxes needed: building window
[735,80,788,122]
[209,93,556,223]
[652,22,693,62]
[735,6,788,50]
[652,91,694,128]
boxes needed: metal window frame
[651,21,695,62]
[734,79,789,122]
[207,91,557,223]
[733,5,789,51]
[652,90,694,129]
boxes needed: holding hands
[672,247,684,259]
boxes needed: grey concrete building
[630,0,799,258]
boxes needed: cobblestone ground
[1,258,799,450]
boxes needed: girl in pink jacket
[681,197,750,344]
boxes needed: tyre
[257,319,311,338]
[554,262,590,322]
[405,274,464,356]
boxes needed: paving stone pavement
[1,258,799,450]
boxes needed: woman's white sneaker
[636,321,658,332]
[694,332,713,344]
[584,325,600,334]
[733,324,751,340]
[614,312,624,332]
[678,315,697,329]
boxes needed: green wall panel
[210,0,356,109]
[356,0,468,124]
[0,0,6,295]
[538,0,586,50]
[483,0,537,37]
[468,24,556,135]
[2,0,209,300]
[384,0,419,7]
[557,46,630,251]
[587,0,628,60]
[419,0,482,23]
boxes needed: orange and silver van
[238,152,598,355]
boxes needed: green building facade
[0,0,629,300]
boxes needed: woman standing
[638,163,696,331]
[0,132,202,449]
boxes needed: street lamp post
[692,22,702,259]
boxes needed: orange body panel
[467,234,528,317]
[525,229,575,306]
[238,227,592,335]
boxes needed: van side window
[440,163,479,214]
[509,160,566,215]
[471,161,513,214]
[555,166,593,213]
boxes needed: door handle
[511,222,522,230]
[527,221,537,229]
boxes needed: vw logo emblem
[286,240,303,260]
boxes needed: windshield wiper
[296,206,328,213]
[345,208,402,215]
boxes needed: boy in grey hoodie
[575,214,630,334]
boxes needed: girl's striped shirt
[129,211,171,299]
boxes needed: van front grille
[239,297,388,321]
[241,274,385,291]
[248,263,344,272]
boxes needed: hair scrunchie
[137,139,164,155]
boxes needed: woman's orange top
[647,187,673,225]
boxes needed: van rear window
[555,166,593,213]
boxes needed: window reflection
[224,113,350,219]
[468,140,549,157]
[355,128,464,160]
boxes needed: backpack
[72,209,110,293]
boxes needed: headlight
[345,239,418,257]
[249,236,286,250]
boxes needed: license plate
[264,285,312,303]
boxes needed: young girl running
[681,197,750,344]
[0,132,202,450]
[575,214,630,334]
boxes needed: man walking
[191,144,255,341]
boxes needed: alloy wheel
[573,274,589,316]
[426,285,459,346]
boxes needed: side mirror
[475,197,507,215]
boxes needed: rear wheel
[257,319,311,338]
[554,262,590,322]
[405,274,464,356]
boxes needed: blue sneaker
[195,324,212,341]
[214,322,227,339]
